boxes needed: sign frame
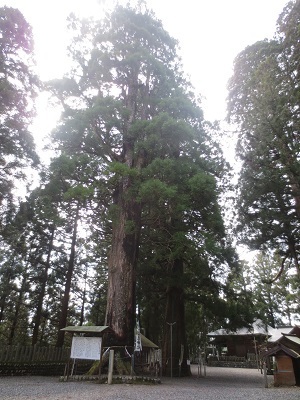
[70,336,102,360]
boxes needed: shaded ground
[0,365,299,400]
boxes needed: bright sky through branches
[1,0,290,262]
[3,0,289,122]
[1,0,290,178]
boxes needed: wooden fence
[207,354,259,369]
[0,345,70,363]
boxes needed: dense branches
[0,7,39,209]
[228,0,300,276]
[46,4,235,374]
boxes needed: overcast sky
[0,0,290,169]
[3,0,289,121]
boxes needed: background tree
[0,151,101,346]
[0,248,31,344]
[248,251,299,326]
[0,7,39,213]
[0,10,39,341]
[40,154,98,347]
[227,0,300,281]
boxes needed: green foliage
[0,6,39,208]
[0,2,247,356]
[249,251,299,326]
[228,0,300,276]
[49,3,236,354]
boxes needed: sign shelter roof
[140,333,159,348]
[61,325,113,335]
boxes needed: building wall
[226,337,259,358]
[274,353,296,387]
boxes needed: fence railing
[207,353,258,362]
[209,355,247,362]
[206,354,259,369]
[0,345,70,363]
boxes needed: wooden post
[98,340,103,383]
[253,336,260,370]
[263,362,268,388]
[131,351,134,377]
[98,356,102,382]
[203,343,207,376]
[70,358,76,377]
[63,360,69,382]
[159,348,162,380]
[167,322,176,378]
[199,352,202,377]
[108,349,114,384]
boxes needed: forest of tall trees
[0,1,299,377]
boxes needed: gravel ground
[0,365,299,400]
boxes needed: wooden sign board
[70,336,102,360]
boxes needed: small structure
[61,325,160,381]
[134,333,160,376]
[263,326,300,386]
[207,320,270,359]
[61,325,113,380]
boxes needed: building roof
[61,326,113,334]
[207,320,270,337]
[267,326,294,342]
[264,343,300,359]
[282,334,300,346]
[207,321,299,342]
[288,325,300,337]
[263,325,300,359]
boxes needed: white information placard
[70,337,102,360]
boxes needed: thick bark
[105,74,144,345]
[162,259,190,377]
[105,191,141,345]
[56,203,79,347]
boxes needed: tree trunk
[8,274,27,345]
[105,190,141,345]
[0,267,13,322]
[31,226,54,346]
[162,259,190,377]
[79,265,88,326]
[105,80,143,345]
[56,203,79,347]
[266,290,276,328]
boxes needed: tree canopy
[46,3,237,375]
[0,7,39,210]
[227,0,300,277]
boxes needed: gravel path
[0,366,299,400]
